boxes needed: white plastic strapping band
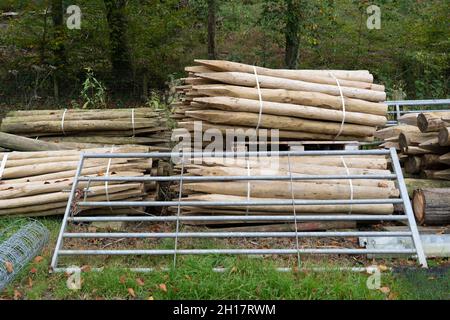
[0,154,8,180]
[329,73,346,140]
[131,108,136,137]
[253,66,264,131]
[340,156,353,214]
[104,145,115,211]
[61,109,68,135]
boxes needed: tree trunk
[405,178,450,197]
[413,188,450,225]
[104,0,132,86]
[51,0,66,101]
[207,0,217,59]
[285,0,301,69]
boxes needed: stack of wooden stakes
[172,60,388,146]
[169,155,399,231]
[376,111,450,180]
[0,108,170,151]
[376,111,450,226]
[0,146,157,218]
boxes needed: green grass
[1,217,449,300]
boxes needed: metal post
[389,148,428,268]
[50,154,85,271]
[395,104,401,124]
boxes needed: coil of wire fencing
[0,220,49,291]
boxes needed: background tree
[284,0,302,69]
[50,0,65,100]
[103,0,132,89]
[207,0,217,59]
[0,0,447,106]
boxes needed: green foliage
[0,0,448,104]
[80,67,107,109]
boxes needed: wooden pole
[193,96,386,127]
[193,84,387,115]
[196,72,386,102]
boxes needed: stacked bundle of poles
[376,111,450,180]
[172,60,388,144]
[0,108,170,151]
[0,146,156,217]
[169,155,399,231]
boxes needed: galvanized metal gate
[51,148,428,272]
[386,99,450,126]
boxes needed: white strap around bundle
[61,108,68,135]
[329,73,346,140]
[0,154,8,180]
[253,66,264,131]
[104,145,115,210]
[131,108,136,137]
[340,156,353,214]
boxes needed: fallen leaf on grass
[378,265,388,272]
[388,292,398,300]
[158,283,167,292]
[119,275,126,284]
[13,290,22,300]
[148,296,154,300]
[33,256,44,263]
[128,288,136,298]
[81,265,91,272]
[30,267,37,274]
[5,261,13,274]
[136,278,145,286]
[28,277,33,288]
[379,286,390,294]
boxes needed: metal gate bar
[386,99,450,126]
[51,148,428,271]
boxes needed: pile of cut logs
[0,108,170,151]
[0,146,156,217]
[376,111,450,226]
[169,155,399,230]
[376,111,450,180]
[172,60,388,144]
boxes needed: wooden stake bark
[196,72,385,102]
[186,110,375,137]
[193,84,387,115]
[194,96,386,126]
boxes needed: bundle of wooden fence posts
[376,111,450,179]
[376,111,450,226]
[0,108,170,151]
[172,60,388,143]
[0,146,156,217]
[169,155,399,230]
